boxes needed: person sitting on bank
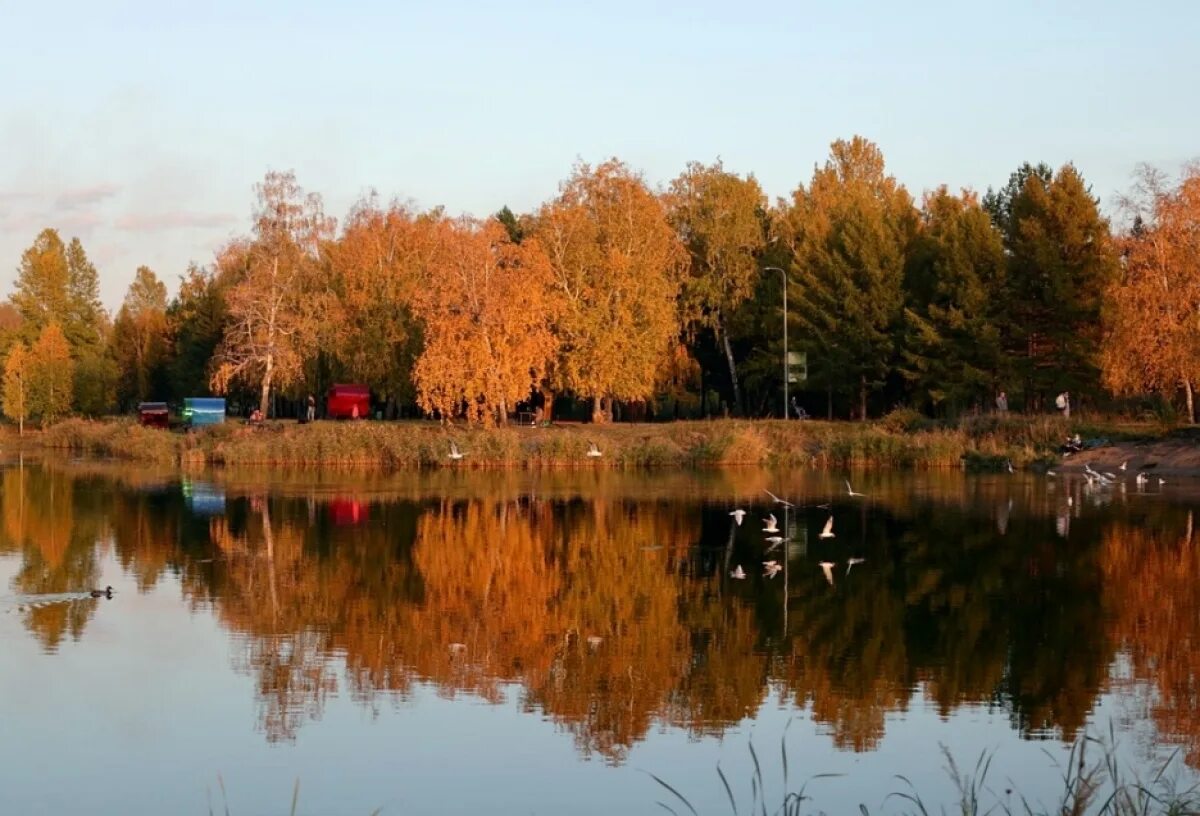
[249,408,264,425]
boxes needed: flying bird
[763,561,782,579]
[730,509,747,526]
[845,480,866,498]
[763,513,780,533]
[764,536,784,553]
[764,489,794,508]
[819,561,835,586]
[845,557,865,575]
[730,565,746,580]
[1119,461,1128,471]
[1006,460,1015,474]
[1158,477,1167,486]
[1136,472,1149,486]
[449,441,465,460]
[819,516,835,539]
[587,441,602,458]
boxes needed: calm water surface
[0,460,1197,815]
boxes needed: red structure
[137,402,169,429]
[326,384,370,419]
[329,498,368,526]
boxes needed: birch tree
[1102,164,1200,422]
[211,171,334,416]
[667,160,767,415]
[535,160,684,422]
[411,217,558,424]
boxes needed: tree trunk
[859,375,868,422]
[259,354,274,417]
[719,322,742,416]
[592,395,604,424]
[540,384,554,423]
[1185,378,1196,424]
[827,385,833,421]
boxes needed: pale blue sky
[1,0,1197,309]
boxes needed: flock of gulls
[727,480,869,587]
[1049,460,1167,501]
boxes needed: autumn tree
[3,342,30,434]
[1102,164,1200,422]
[166,263,230,400]
[984,163,1119,407]
[113,266,170,406]
[11,229,71,336]
[325,197,427,404]
[211,171,334,416]
[779,136,915,419]
[411,217,558,424]
[667,160,767,414]
[902,187,1007,414]
[534,160,684,422]
[28,323,74,426]
[64,237,107,350]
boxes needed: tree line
[2,136,1196,427]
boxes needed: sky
[1,0,1197,310]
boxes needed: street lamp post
[764,266,787,419]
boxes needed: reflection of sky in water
[0,465,1198,814]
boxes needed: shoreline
[19,414,1192,472]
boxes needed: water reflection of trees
[3,464,1200,767]
[0,463,104,650]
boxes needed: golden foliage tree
[535,160,685,422]
[3,341,30,434]
[211,171,334,416]
[411,217,558,424]
[325,197,430,402]
[667,160,767,414]
[1102,165,1200,422]
[28,322,74,426]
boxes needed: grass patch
[28,413,1178,471]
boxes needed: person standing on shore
[1056,391,1070,419]
[306,394,316,423]
[995,391,1008,414]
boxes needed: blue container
[183,397,226,427]
[182,480,226,516]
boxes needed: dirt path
[1056,430,1200,475]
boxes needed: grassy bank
[28,412,1164,471]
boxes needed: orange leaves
[410,217,559,424]
[534,160,685,407]
[1102,166,1200,411]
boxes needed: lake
[0,458,1197,815]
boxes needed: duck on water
[90,586,114,599]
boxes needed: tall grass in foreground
[649,725,1200,816]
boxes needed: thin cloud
[55,183,120,210]
[115,210,238,231]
